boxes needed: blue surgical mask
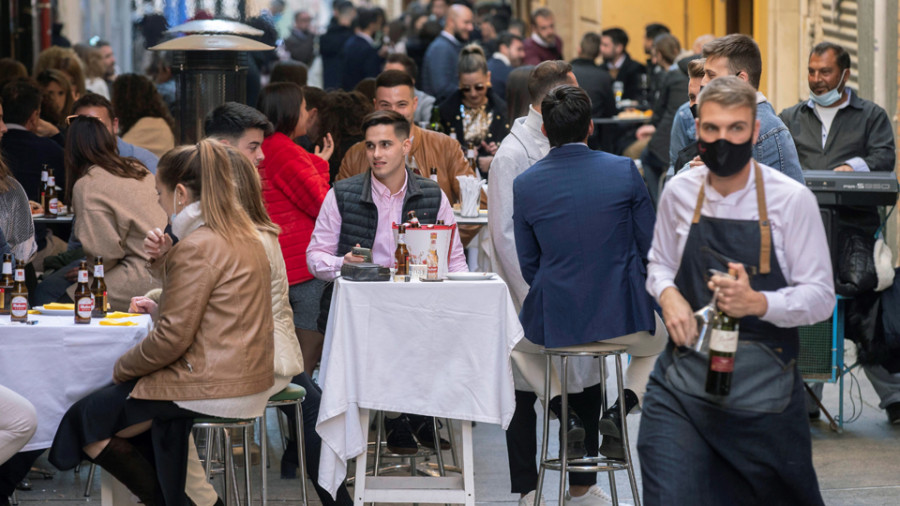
[810,69,848,106]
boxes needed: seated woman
[0,100,36,262]
[49,140,276,505]
[437,44,510,176]
[112,73,176,158]
[58,115,166,310]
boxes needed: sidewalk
[9,352,900,505]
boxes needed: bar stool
[535,343,641,506]
[261,383,309,506]
[194,417,255,505]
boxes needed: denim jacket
[667,96,804,184]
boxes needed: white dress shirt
[647,161,835,328]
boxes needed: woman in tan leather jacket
[49,140,275,506]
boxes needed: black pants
[279,373,353,506]
[505,382,604,494]
[0,450,42,499]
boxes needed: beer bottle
[426,232,440,280]
[45,170,59,219]
[394,224,410,281]
[73,260,93,324]
[91,256,108,317]
[466,142,478,173]
[406,210,421,228]
[429,106,443,133]
[449,127,457,142]
[10,260,28,322]
[429,167,439,183]
[706,269,740,396]
[40,164,49,211]
[0,253,13,315]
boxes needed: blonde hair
[223,145,280,235]
[157,139,259,244]
[458,44,488,75]
[687,58,706,79]
[34,47,86,97]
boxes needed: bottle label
[14,269,25,282]
[467,149,476,159]
[41,171,48,182]
[2,263,10,275]
[710,355,735,373]
[94,265,104,278]
[49,199,59,215]
[709,329,738,353]
[430,174,438,182]
[48,176,55,186]
[78,270,88,283]
[77,296,94,318]
[11,296,27,316]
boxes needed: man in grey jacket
[488,60,613,506]
[779,42,900,425]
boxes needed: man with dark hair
[640,76,833,504]
[321,1,357,90]
[285,10,315,65]
[512,84,661,506]
[0,79,65,202]
[71,93,159,173]
[340,7,385,91]
[92,38,117,81]
[570,32,615,121]
[384,53,436,126]
[337,70,479,245]
[600,27,646,101]
[204,101,274,167]
[669,34,804,183]
[643,23,671,91]
[643,23,670,57]
[779,42,900,425]
[487,31,524,101]
[307,110,467,454]
[422,3,475,103]
[522,7,562,64]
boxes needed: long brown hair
[112,73,176,136]
[64,115,149,203]
[156,139,259,244]
[223,145,280,235]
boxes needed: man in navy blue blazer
[513,85,665,466]
[339,7,384,91]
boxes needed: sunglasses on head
[65,114,102,126]
[459,83,487,93]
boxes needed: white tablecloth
[316,277,523,497]
[0,314,151,451]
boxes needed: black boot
[281,438,299,479]
[383,415,418,455]
[598,389,639,460]
[407,415,451,450]
[548,397,586,459]
[92,437,158,506]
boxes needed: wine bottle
[705,268,740,396]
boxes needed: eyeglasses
[459,83,487,93]
[65,114,102,126]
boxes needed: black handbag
[835,227,877,296]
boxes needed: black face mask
[697,137,753,177]
[690,104,698,119]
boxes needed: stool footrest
[192,417,254,426]
[540,456,631,473]
[541,343,628,356]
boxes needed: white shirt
[647,162,835,328]
[491,52,510,66]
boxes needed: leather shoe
[887,402,900,425]
[384,415,419,455]
[559,406,586,459]
[598,389,639,440]
[412,417,451,450]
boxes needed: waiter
[638,77,835,505]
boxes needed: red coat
[258,132,331,285]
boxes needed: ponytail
[157,139,259,244]
[223,145,280,235]
[458,44,488,75]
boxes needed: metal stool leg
[601,357,618,503]
[373,411,385,477]
[243,425,252,506]
[84,462,96,497]
[261,412,268,506]
[558,355,569,506]
[431,417,446,477]
[224,428,236,506]
[277,409,289,449]
[205,427,214,483]
[444,418,459,467]
[617,355,641,506]
[295,402,309,505]
[534,354,552,506]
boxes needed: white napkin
[456,175,483,217]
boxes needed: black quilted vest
[334,168,443,256]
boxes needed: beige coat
[121,117,175,158]
[259,229,304,377]
[115,226,275,401]
[68,165,167,311]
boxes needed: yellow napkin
[104,311,143,319]
[99,320,138,326]
[43,303,75,310]
[27,310,41,315]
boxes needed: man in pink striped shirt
[306,110,467,453]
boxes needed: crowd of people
[0,1,898,505]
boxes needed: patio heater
[150,20,272,144]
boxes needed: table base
[352,409,475,506]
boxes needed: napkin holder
[341,262,391,281]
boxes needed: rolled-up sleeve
[306,190,344,281]
[760,188,835,327]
